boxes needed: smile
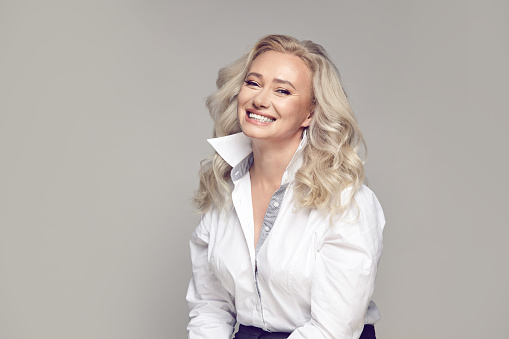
[248,112,276,123]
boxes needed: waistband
[236,325,290,339]
[235,324,376,339]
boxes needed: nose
[252,88,270,109]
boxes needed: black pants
[234,324,376,339]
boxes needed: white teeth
[248,113,275,123]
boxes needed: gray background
[1,0,507,338]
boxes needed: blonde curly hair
[194,34,366,216]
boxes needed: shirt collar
[207,132,253,168]
[207,131,308,185]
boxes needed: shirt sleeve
[186,213,237,339]
[288,187,385,339]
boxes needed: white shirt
[187,132,385,339]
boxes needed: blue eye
[244,80,259,87]
[276,89,291,95]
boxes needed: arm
[186,215,236,339]
[289,188,385,339]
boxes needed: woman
[187,34,385,339]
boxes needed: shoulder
[355,185,385,231]
[329,185,386,237]
[352,185,384,219]
[350,185,385,225]
[191,208,217,241]
[194,205,233,234]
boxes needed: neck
[249,134,303,191]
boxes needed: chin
[240,125,271,141]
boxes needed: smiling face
[237,51,314,147]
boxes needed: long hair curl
[194,34,366,216]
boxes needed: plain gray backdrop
[1,1,508,338]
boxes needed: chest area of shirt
[207,200,324,286]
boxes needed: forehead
[249,51,312,84]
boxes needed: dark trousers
[234,324,376,339]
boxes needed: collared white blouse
[187,132,385,339]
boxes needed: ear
[300,109,314,128]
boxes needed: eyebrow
[246,72,296,90]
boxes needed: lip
[245,108,276,126]
[245,108,276,121]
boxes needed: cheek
[237,87,250,106]
[236,97,243,115]
[275,101,299,118]
[288,102,311,125]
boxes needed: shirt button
[273,202,279,207]
[264,226,270,232]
